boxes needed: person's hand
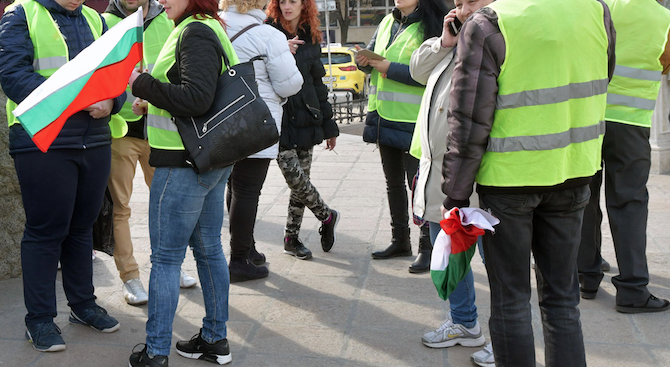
[355,45,370,67]
[440,205,448,219]
[128,67,148,88]
[288,36,305,55]
[369,59,391,74]
[86,99,114,119]
[326,137,337,150]
[132,97,148,116]
[440,9,459,48]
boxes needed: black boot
[249,239,266,266]
[409,226,432,273]
[229,256,269,283]
[372,226,412,259]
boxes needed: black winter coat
[267,20,339,150]
[132,16,224,167]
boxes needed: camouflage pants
[277,147,331,238]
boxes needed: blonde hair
[219,0,268,13]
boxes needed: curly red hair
[266,0,322,44]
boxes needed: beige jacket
[409,37,455,223]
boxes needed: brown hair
[265,0,322,44]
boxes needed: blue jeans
[146,166,233,356]
[480,186,589,367]
[429,221,478,329]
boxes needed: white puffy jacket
[220,7,303,159]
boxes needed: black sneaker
[283,236,312,260]
[229,258,269,283]
[69,305,120,332]
[25,321,66,352]
[319,209,340,252]
[129,344,169,367]
[176,330,232,365]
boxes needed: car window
[320,53,352,65]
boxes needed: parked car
[321,45,368,100]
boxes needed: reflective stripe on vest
[367,13,425,123]
[477,0,608,188]
[496,79,609,110]
[5,0,102,127]
[103,12,173,126]
[146,16,239,150]
[488,120,606,153]
[603,0,670,127]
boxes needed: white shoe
[180,270,197,288]
[471,343,495,367]
[123,278,148,305]
[422,316,486,348]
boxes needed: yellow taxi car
[321,44,368,99]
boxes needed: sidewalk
[0,132,669,367]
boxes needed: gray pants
[578,121,651,306]
[277,147,330,238]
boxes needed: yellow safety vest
[603,0,670,128]
[478,0,609,187]
[5,0,102,126]
[146,16,239,151]
[102,11,173,137]
[367,13,425,123]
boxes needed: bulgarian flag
[430,207,499,300]
[11,8,144,152]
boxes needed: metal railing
[329,91,368,125]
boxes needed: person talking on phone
[356,0,447,271]
[408,2,495,365]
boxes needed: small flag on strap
[430,207,500,300]
[12,7,144,152]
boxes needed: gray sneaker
[422,317,486,348]
[471,343,495,367]
[123,278,149,306]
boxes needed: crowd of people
[1,0,670,366]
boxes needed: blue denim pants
[480,186,589,367]
[428,221,478,329]
[146,166,233,356]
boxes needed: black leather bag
[172,27,278,173]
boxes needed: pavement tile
[263,298,351,329]
[247,323,345,358]
[344,327,444,367]
[584,345,657,367]
[236,354,344,367]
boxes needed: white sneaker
[180,270,197,288]
[123,278,148,306]
[471,343,495,367]
[422,317,486,348]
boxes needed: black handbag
[172,26,278,173]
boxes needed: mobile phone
[449,17,463,37]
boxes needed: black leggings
[378,144,419,229]
[226,157,271,259]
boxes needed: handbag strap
[175,24,232,73]
[229,23,260,43]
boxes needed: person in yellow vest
[578,0,670,314]
[440,0,615,366]
[0,0,124,353]
[125,0,238,364]
[356,0,447,272]
[102,0,199,307]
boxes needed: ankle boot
[229,256,269,283]
[372,226,412,259]
[409,226,432,273]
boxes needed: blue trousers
[14,146,111,326]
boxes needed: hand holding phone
[449,16,463,36]
[441,10,460,48]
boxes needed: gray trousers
[578,121,651,306]
[277,147,330,238]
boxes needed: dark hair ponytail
[416,0,449,41]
